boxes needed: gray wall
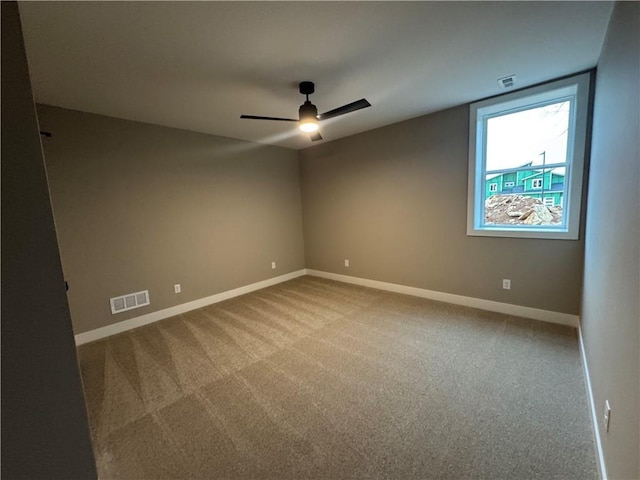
[1,3,97,478]
[582,2,640,479]
[300,104,585,314]
[38,105,305,334]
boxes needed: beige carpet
[77,276,597,479]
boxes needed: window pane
[486,101,570,172]
[484,168,565,226]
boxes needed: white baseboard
[306,269,579,328]
[578,325,608,480]
[76,268,579,345]
[74,269,307,345]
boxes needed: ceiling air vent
[110,290,150,314]
[498,74,517,89]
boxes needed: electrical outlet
[603,400,611,432]
[502,279,511,290]
[174,284,181,294]
[271,261,276,269]
[344,259,350,267]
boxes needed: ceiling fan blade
[240,115,298,122]
[318,99,371,121]
[309,131,323,142]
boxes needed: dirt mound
[485,194,562,226]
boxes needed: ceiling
[19,1,613,150]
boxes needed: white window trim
[466,72,590,240]
[489,183,498,192]
[532,178,543,189]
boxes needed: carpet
[77,276,597,479]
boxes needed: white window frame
[504,181,515,188]
[489,183,498,192]
[467,72,590,240]
[532,178,543,189]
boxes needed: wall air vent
[110,290,150,314]
[498,74,517,89]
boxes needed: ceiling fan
[240,81,371,142]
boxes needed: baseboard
[75,268,579,344]
[74,269,307,345]
[306,269,579,328]
[578,325,608,480]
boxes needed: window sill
[467,226,579,240]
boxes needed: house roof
[520,168,566,181]
[17,2,613,150]
[487,165,565,181]
[486,161,533,180]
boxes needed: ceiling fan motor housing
[299,101,318,121]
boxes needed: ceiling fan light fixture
[299,118,319,132]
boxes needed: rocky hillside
[485,194,562,226]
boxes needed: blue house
[485,162,565,207]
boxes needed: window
[467,72,591,239]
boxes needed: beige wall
[300,104,586,315]
[1,4,96,477]
[38,105,305,334]
[582,2,639,479]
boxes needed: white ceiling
[19,1,613,150]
